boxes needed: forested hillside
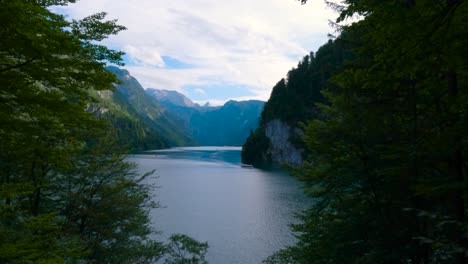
[242,39,348,167]
[264,0,467,263]
[97,66,195,150]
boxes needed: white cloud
[124,45,165,67]
[54,0,336,102]
[195,88,206,95]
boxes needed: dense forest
[242,39,347,166]
[0,1,207,263]
[258,0,467,263]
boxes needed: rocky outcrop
[242,40,343,167]
[264,119,303,165]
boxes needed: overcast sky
[55,0,336,105]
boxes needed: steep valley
[93,66,264,150]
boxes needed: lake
[128,147,310,264]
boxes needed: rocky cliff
[264,119,303,165]
[242,39,345,167]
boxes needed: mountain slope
[92,67,264,149]
[146,88,196,107]
[109,66,194,146]
[146,89,264,146]
[91,66,195,150]
[190,100,264,146]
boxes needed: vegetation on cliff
[242,39,348,166]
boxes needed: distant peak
[223,100,265,107]
[146,88,195,107]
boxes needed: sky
[55,0,336,106]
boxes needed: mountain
[241,40,346,167]
[190,100,264,146]
[146,88,196,108]
[91,66,195,150]
[92,67,263,149]
[146,89,264,146]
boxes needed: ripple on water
[128,147,311,264]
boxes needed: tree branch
[0,59,35,74]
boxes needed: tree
[0,1,126,261]
[52,135,165,263]
[268,0,467,263]
[0,2,209,263]
[164,234,209,264]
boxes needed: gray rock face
[146,88,195,107]
[264,119,303,165]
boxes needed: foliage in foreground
[0,1,207,263]
[164,234,209,264]
[267,0,467,263]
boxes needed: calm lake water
[128,147,310,264]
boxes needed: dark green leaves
[0,2,209,263]
[72,12,127,41]
[164,234,209,264]
[268,0,467,263]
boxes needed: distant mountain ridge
[146,88,196,108]
[145,89,264,146]
[92,67,264,149]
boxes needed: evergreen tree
[268,0,467,263]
